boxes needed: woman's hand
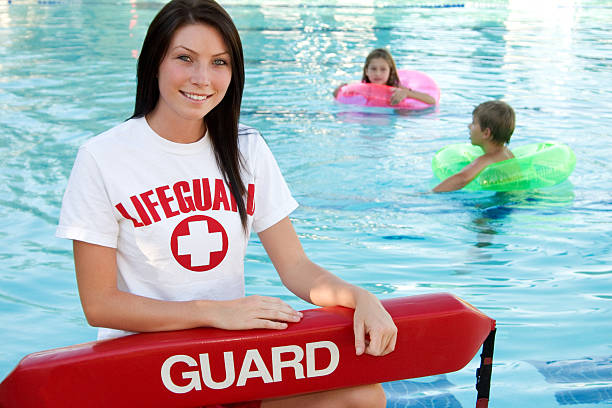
[209,295,303,330]
[353,291,397,356]
[257,217,397,355]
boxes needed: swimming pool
[0,0,611,406]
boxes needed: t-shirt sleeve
[55,146,119,248]
[251,136,298,233]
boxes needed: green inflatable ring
[432,142,576,191]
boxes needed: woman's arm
[258,217,397,356]
[391,86,436,105]
[73,240,301,333]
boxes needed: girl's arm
[391,86,436,105]
[258,217,397,356]
[333,83,347,98]
[73,241,302,333]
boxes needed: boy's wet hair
[361,48,400,87]
[473,100,515,145]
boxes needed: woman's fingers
[215,296,302,330]
[261,306,302,323]
[366,328,397,356]
[378,329,397,356]
[254,296,303,321]
[364,328,396,356]
[352,293,398,357]
[254,318,289,330]
[353,319,366,356]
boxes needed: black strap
[475,329,496,407]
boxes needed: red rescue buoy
[0,293,495,408]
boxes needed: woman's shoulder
[237,124,279,173]
[238,123,261,139]
[82,118,143,148]
[79,118,148,157]
[237,123,266,152]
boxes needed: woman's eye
[213,59,228,66]
[178,55,191,62]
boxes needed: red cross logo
[170,215,228,272]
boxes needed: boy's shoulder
[467,154,495,173]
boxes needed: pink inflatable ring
[335,70,440,110]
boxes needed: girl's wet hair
[131,0,249,230]
[361,48,400,87]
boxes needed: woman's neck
[145,112,206,144]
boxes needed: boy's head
[472,100,515,145]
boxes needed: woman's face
[365,57,391,85]
[153,23,232,125]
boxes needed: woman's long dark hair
[131,0,248,230]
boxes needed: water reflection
[334,110,394,126]
[462,183,576,261]
[333,104,439,127]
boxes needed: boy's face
[468,116,487,146]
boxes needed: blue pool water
[1,0,611,406]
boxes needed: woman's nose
[191,63,211,86]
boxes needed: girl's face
[153,23,232,126]
[365,58,391,85]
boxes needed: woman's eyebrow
[172,45,229,57]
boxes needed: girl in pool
[56,0,396,407]
[334,48,436,106]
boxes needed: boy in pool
[333,48,436,105]
[433,100,515,192]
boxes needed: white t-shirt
[56,117,298,340]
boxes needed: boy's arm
[433,156,490,192]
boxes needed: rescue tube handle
[475,328,496,408]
